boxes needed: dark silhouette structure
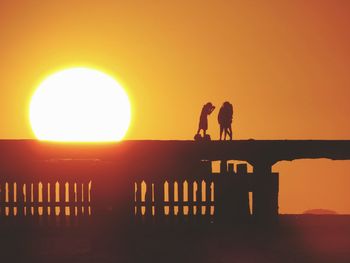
[218,101,233,140]
[196,102,215,139]
[0,140,349,225]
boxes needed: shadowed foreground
[1,140,350,262]
[1,215,350,263]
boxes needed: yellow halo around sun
[29,67,131,142]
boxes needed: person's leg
[197,127,201,135]
[229,126,232,140]
[220,125,223,140]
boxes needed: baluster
[168,180,174,216]
[82,181,89,216]
[17,182,24,216]
[80,183,84,216]
[136,181,140,216]
[144,182,152,219]
[69,182,75,217]
[151,183,155,217]
[136,181,142,217]
[42,182,48,216]
[140,181,146,216]
[59,182,66,217]
[195,181,201,216]
[63,183,70,225]
[183,181,189,216]
[134,182,138,216]
[164,181,169,216]
[13,182,17,216]
[173,181,179,216]
[74,182,82,216]
[14,182,19,216]
[210,182,215,216]
[201,180,206,216]
[0,182,5,216]
[49,182,56,216]
[33,182,39,216]
[29,183,33,216]
[88,181,92,216]
[38,182,43,216]
[206,180,212,218]
[8,182,14,216]
[154,182,164,219]
[23,183,29,216]
[13,182,18,216]
[177,181,184,217]
[188,181,194,216]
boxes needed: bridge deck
[0,140,349,165]
[0,139,348,221]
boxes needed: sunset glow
[29,68,131,142]
[0,1,349,214]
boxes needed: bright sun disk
[29,67,131,142]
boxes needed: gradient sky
[0,0,350,213]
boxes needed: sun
[29,67,131,142]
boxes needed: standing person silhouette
[225,102,233,140]
[218,102,233,140]
[196,102,215,138]
[218,103,226,140]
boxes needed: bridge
[0,140,349,224]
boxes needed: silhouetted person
[225,102,233,140]
[218,104,225,140]
[218,101,233,140]
[196,102,215,138]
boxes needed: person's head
[204,102,214,114]
[206,102,213,108]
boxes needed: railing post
[205,180,211,218]
[194,181,201,217]
[23,183,29,216]
[154,181,164,220]
[59,182,66,220]
[0,181,5,216]
[168,180,174,217]
[42,182,48,216]
[17,182,24,217]
[33,182,39,217]
[82,181,89,216]
[68,182,75,217]
[8,182,14,216]
[177,181,184,217]
[144,182,153,219]
[49,182,55,217]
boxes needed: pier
[0,140,349,224]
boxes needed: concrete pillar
[234,163,250,219]
[252,163,279,222]
[220,160,227,175]
[215,161,250,222]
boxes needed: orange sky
[0,0,350,213]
